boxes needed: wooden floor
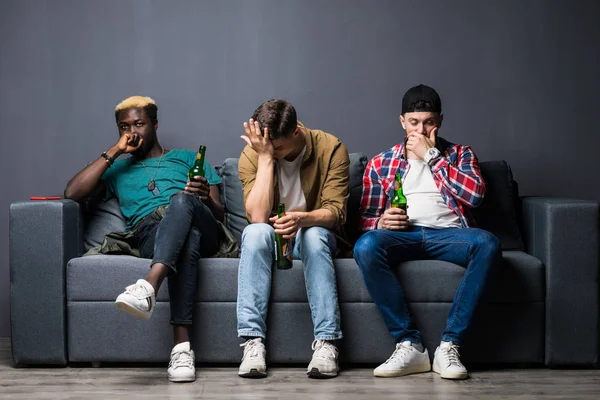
[1,338,599,399]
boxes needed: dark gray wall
[1,0,599,337]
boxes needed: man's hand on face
[269,212,302,239]
[405,127,437,160]
[115,133,144,154]
[185,176,211,199]
[241,119,275,159]
[377,207,410,230]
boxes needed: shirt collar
[297,121,313,163]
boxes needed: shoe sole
[168,376,196,383]
[432,363,468,380]
[238,369,267,379]
[307,367,338,379]
[115,300,151,320]
[374,363,431,377]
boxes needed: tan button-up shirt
[238,122,350,230]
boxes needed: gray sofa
[10,155,599,367]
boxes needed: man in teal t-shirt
[103,148,221,230]
[64,96,222,383]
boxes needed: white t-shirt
[403,159,461,229]
[278,146,307,212]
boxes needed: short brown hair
[251,99,297,140]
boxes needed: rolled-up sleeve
[238,146,258,222]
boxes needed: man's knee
[353,231,384,266]
[169,191,195,209]
[241,223,275,248]
[354,230,383,255]
[299,227,333,252]
[470,229,501,253]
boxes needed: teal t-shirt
[102,149,221,230]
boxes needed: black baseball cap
[401,84,442,114]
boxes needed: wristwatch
[424,147,440,164]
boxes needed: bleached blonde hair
[114,96,158,123]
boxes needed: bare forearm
[204,187,225,222]
[245,156,275,223]
[64,146,121,202]
[296,209,335,229]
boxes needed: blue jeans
[135,192,220,325]
[237,223,343,341]
[353,226,500,345]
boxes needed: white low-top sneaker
[168,342,195,382]
[115,279,156,320]
[307,340,339,378]
[374,341,431,377]
[238,338,267,378]
[433,341,468,380]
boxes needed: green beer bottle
[188,145,206,179]
[275,203,293,270]
[391,173,408,212]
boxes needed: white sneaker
[115,279,156,320]
[168,342,195,382]
[307,340,339,378]
[238,338,267,378]
[374,341,431,377]
[433,341,468,380]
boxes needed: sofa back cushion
[219,158,248,244]
[344,153,368,244]
[219,153,368,244]
[472,160,524,250]
[84,196,127,250]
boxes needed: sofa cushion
[343,153,368,244]
[67,251,543,303]
[219,158,247,244]
[67,255,238,302]
[83,197,127,250]
[395,251,544,303]
[472,161,524,250]
[219,153,368,244]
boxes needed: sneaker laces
[384,342,413,364]
[440,343,463,367]
[124,282,151,300]
[311,340,337,361]
[240,339,263,360]
[169,351,194,370]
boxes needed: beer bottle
[275,203,293,270]
[188,145,206,179]
[391,173,408,212]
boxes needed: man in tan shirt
[236,99,349,379]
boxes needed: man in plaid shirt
[354,85,501,380]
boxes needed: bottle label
[283,238,294,259]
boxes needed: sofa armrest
[9,199,84,365]
[522,197,599,367]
